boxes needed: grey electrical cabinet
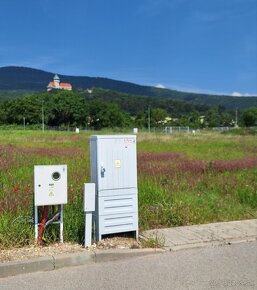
[90,135,138,241]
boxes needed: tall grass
[0,130,256,249]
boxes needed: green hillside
[0,66,256,110]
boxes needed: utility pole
[148,106,151,133]
[42,101,45,133]
[23,117,26,130]
[235,108,238,127]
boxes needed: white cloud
[231,92,256,97]
[231,91,242,97]
[155,84,166,89]
[163,83,257,96]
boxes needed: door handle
[100,166,106,178]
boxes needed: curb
[94,248,163,263]
[54,252,96,270]
[0,256,54,278]
[0,248,164,279]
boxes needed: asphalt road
[1,241,257,290]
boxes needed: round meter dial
[52,171,61,181]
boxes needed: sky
[0,0,256,96]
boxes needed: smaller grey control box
[34,165,67,206]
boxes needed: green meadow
[0,130,256,249]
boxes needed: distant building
[200,115,205,124]
[47,74,72,91]
[86,88,93,94]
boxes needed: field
[0,130,257,249]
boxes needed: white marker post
[83,183,96,247]
[34,205,38,239]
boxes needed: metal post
[42,101,45,133]
[34,205,38,240]
[235,108,238,127]
[85,212,93,247]
[23,117,26,130]
[60,204,63,243]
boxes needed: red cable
[38,206,48,244]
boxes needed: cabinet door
[97,137,137,191]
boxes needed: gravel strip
[0,238,142,263]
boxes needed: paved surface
[1,241,256,290]
[1,219,256,279]
[142,219,257,251]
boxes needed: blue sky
[0,0,256,95]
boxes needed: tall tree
[242,107,257,127]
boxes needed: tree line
[0,89,256,129]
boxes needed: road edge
[0,248,164,279]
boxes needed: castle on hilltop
[47,74,72,91]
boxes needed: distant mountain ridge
[0,66,256,109]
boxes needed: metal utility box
[90,135,138,241]
[34,165,67,206]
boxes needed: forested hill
[0,66,256,109]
